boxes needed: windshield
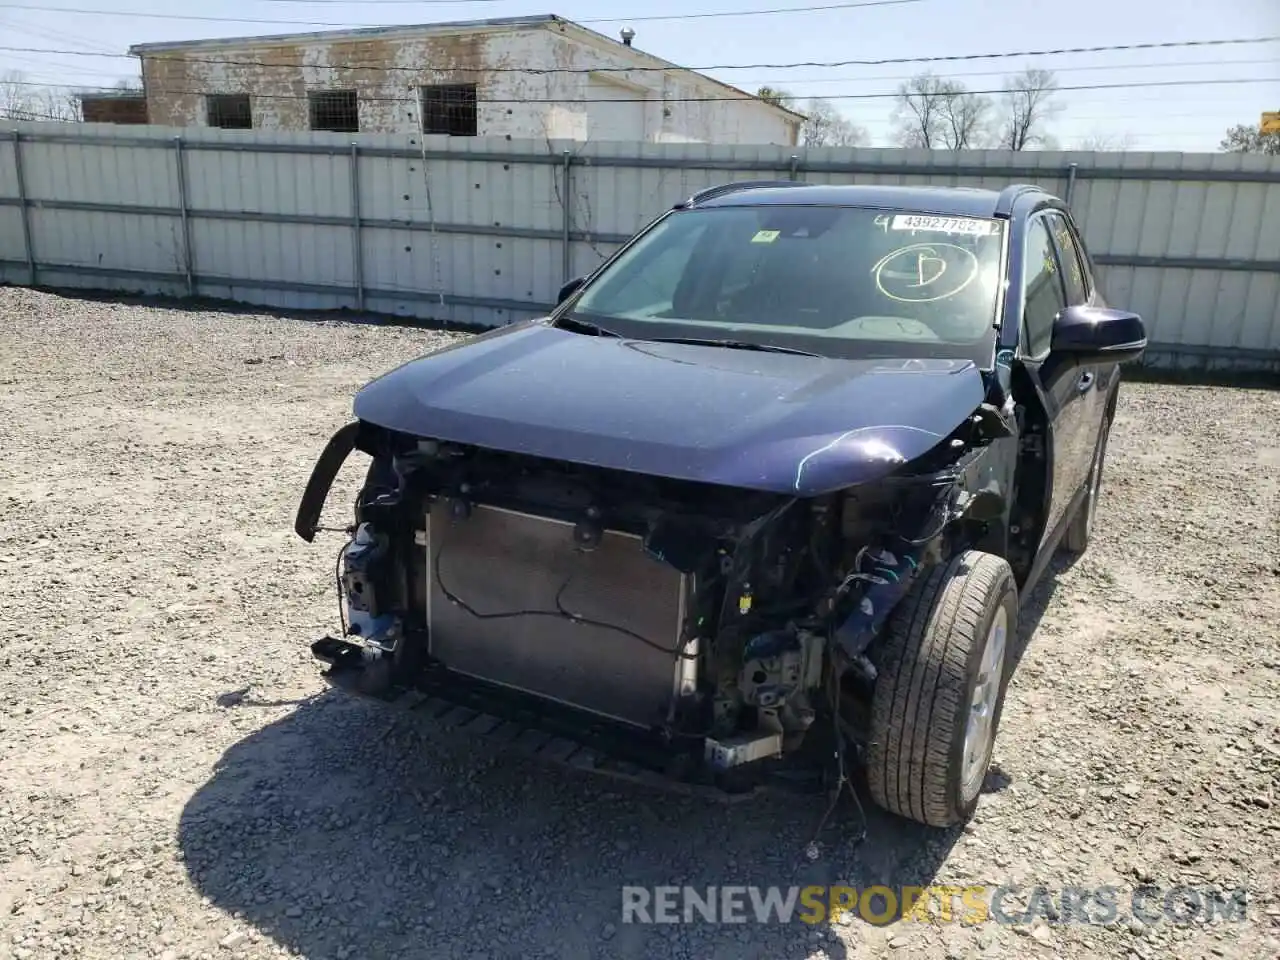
[560,204,1006,364]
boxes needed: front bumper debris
[311,635,828,801]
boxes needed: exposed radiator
[424,501,690,729]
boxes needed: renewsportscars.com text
[620,884,1249,926]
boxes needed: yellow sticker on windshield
[751,230,780,243]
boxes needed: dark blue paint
[1050,305,1148,362]
[353,320,986,496]
[695,183,1009,219]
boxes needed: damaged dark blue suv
[295,181,1146,828]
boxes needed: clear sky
[2,0,1278,151]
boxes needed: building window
[206,94,252,129]
[309,90,359,132]
[420,83,477,136]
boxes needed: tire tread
[867,550,1015,827]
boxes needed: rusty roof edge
[124,13,806,124]
[552,19,808,124]
[127,14,563,55]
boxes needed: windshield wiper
[554,314,622,338]
[646,336,821,357]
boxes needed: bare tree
[1220,122,1280,155]
[755,87,869,147]
[799,98,868,147]
[995,68,1063,151]
[0,70,29,118]
[938,86,990,149]
[891,73,946,147]
[37,88,81,121]
[1076,130,1136,151]
[0,69,81,121]
[892,72,990,149]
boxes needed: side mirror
[1050,305,1147,366]
[557,276,586,305]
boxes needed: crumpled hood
[353,320,986,495]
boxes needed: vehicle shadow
[178,700,961,959]
[1011,550,1072,670]
[177,559,1072,960]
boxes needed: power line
[4,2,397,27]
[251,0,512,3]
[7,67,1257,117]
[0,14,116,53]
[12,52,1268,84]
[589,0,925,23]
[0,55,122,76]
[11,75,1276,105]
[255,0,508,3]
[0,0,927,29]
[1,35,1276,76]
[15,60,1264,93]
[740,56,1280,87]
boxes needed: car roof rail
[675,179,810,209]
[993,182,1050,218]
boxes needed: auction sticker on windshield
[891,215,997,236]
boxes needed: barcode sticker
[891,215,997,236]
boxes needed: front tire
[865,550,1018,827]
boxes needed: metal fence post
[561,149,573,284]
[350,141,364,311]
[173,136,195,296]
[11,131,37,286]
[1064,161,1079,206]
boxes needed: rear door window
[1046,213,1089,305]
[1022,217,1067,357]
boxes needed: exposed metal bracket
[705,732,783,769]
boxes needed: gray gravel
[1,286,1277,960]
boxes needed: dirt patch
[1,287,1277,960]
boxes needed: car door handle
[1076,371,1094,393]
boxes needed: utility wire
[11,63,1275,106]
[588,0,924,23]
[7,68,1248,125]
[256,0,509,3]
[0,13,116,53]
[0,0,926,28]
[0,35,1276,76]
[741,56,1280,86]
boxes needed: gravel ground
[1,285,1278,960]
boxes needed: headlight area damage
[293,390,1018,810]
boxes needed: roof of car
[692,182,1051,219]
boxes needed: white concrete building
[129,14,802,145]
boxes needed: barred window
[420,83,477,136]
[309,90,359,133]
[206,94,251,129]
